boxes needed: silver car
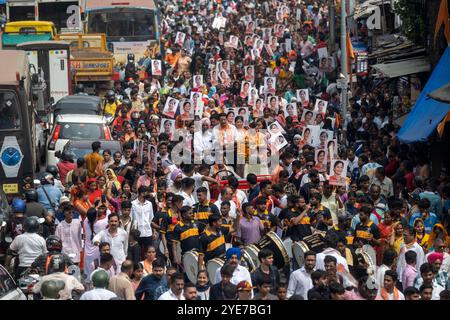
[0,265,27,300]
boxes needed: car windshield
[59,123,105,140]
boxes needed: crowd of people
[1,0,450,301]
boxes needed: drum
[283,237,293,259]
[182,251,199,283]
[242,250,257,273]
[292,233,326,268]
[207,258,225,285]
[356,244,377,276]
[243,231,290,269]
[159,240,182,262]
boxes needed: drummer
[193,187,220,233]
[308,193,333,232]
[172,206,203,271]
[353,206,381,249]
[254,197,279,234]
[159,195,184,263]
[279,195,313,242]
[199,213,241,266]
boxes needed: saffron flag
[434,0,450,44]
[437,110,450,137]
[347,32,355,60]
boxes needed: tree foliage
[394,0,426,45]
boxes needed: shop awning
[397,46,450,143]
[371,58,431,78]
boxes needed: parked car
[56,139,122,161]
[46,114,112,166]
[0,264,27,300]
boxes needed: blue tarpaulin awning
[397,46,450,143]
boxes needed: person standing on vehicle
[55,205,83,265]
[85,141,104,178]
[24,189,47,219]
[37,174,62,214]
[5,216,47,279]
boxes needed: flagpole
[340,0,348,135]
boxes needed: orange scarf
[380,287,400,300]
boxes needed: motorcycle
[18,268,40,300]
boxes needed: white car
[0,265,27,300]
[46,114,112,166]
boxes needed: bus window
[89,13,107,34]
[0,92,21,130]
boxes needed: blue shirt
[37,185,62,213]
[419,192,443,220]
[409,212,438,234]
[351,213,379,231]
[135,275,168,300]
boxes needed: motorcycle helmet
[106,90,116,102]
[25,189,39,202]
[61,150,74,162]
[127,53,135,62]
[121,99,132,110]
[40,279,66,300]
[46,235,62,252]
[45,165,59,179]
[75,83,85,94]
[91,269,110,288]
[11,198,26,213]
[24,216,40,233]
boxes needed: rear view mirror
[54,150,61,158]
[49,97,55,105]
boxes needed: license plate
[3,183,18,194]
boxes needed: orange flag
[346,32,355,60]
[434,0,450,44]
[437,111,450,137]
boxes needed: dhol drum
[283,237,293,259]
[207,257,225,285]
[243,231,290,269]
[242,250,257,273]
[182,251,199,283]
[159,240,182,262]
[292,232,326,267]
[355,244,377,276]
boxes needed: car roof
[54,95,101,113]
[64,139,121,151]
[55,114,107,123]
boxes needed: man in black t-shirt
[279,195,312,241]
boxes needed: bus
[84,0,160,78]
[0,50,39,195]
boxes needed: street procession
[0,0,450,303]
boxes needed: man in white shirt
[193,119,214,164]
[55,205,83,264]
[178,177,196,207]
[132,186,155,251]
[346,149,359,175]
[93,213,128,268]
[396,226,425,286]
[316,235,349,273]
[6,216,47,278]
[376,248,397,289]
[80,269,118,300]
[214,187,238,218]
[158,273,185,300]
[214,248,252,287]
[287,251,316,300]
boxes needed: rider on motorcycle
[4,198,27,240]
[31,235,74,276]
[32,254,85,300]
[4,216,47,279]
